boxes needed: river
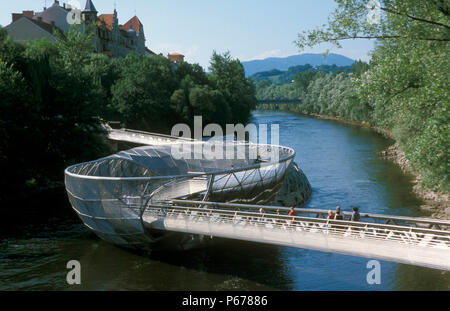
[0,110,448,291]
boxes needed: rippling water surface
[1,110,448,291]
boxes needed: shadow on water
[72,237,293,291]
[393,264,450,291]
[1,207,293,291]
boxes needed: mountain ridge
[242,53,355,76]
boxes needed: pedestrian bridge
[143,199,450,271]
[257,99,303,105]
[69,124,450,271]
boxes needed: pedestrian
[327,210,335,220]
[257,208,265,225]
[288,206,298,217]
[351,206,361,222]
[334,206,344,220]
[288,206,298,227]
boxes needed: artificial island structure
[64,126,450,271]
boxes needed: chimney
[12,13,23,23]
[63,3,66,9]
[22,11,34,18]
[55,0,60,5]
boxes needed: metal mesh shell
[65,142,298,248]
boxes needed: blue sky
[0,0,374,69]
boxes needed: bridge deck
[105,125,194,145]
[143,200,450,271]
[257,99,303,105]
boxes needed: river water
[1,110,449,291]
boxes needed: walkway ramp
[150,176,210,201]
[142,200,450,271]
[105,126,194,146]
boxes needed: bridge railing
[143,202,450,249]
[164,199,450,231]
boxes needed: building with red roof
[6,0,152,58]
[168,53,185,63]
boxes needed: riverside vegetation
[0,24,256,207]
[255,0,449,216]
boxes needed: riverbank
[380,145,449,220]
[273,108,450,220]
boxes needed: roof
[98,14,114,30]
[168,53,184,57]
[21,16,65,37]
[83,0,98,13]
[146,47,156,55]
[121,16,143,33]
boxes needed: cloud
[245,49,287,61]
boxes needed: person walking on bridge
[327,210,335,220]
[288,206,298,217]
[334,206,344,220]
[288,206,298,227]
[350,206,361,222]
[333,206,345,233]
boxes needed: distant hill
[250,64,352,84]
[242,53,355,76]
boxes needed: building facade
[5,0,154,57]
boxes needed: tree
[295,0,450,50]
[256,80,271,91]
[294,0,450,192]
[355,37,449,190]
[0,25,109,204]
[209,51,256,123]
[0,59,29,202]
[189,86,231,125]
[174,62,209,86]
[350,60,370,76]
[111,54,178,131]
[294,70,317,93]
[170,74,231,127]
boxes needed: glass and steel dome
[65,141,310,249]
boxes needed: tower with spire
[82,0,98,25]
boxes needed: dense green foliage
[251,63,351,85]
[357,39,449,192]
[0,25,109,203]
[255,64,358,101]
[257,70,366,119]
[0,26,255,204]
[170,51,256,127]
[208,52,257,123]
[263,0,449,193]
